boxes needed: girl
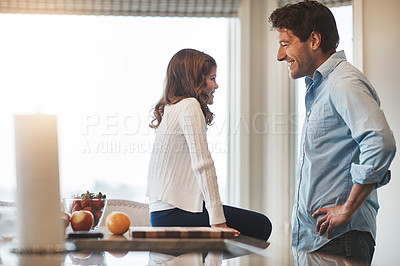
[146,49,272,241]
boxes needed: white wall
[238,0,292,264]
[362,0,400,265]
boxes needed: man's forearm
[343,183,376,214]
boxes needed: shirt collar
[305,50,347,88]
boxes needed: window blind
[0,0,239,17]
[278,0,352,8]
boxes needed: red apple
[62,211,70,229]
[70,210,94,231]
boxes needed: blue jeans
[315,230,375,265]
[150,204,272,241]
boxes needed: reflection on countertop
[294,249,367,266]
[0,225,369,266]
[0,242,369,266]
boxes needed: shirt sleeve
[179,99,226,225]
[330,72,396,188]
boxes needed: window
[0,14,232,202]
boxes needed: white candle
[14,114,64,252]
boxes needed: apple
[62,211,70,229]
[70,210,94,231]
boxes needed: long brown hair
[150,48,216,129]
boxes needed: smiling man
[269,0,396,264]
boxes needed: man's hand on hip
[312,182,376,239]
[312,205,353,239]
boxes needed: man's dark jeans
[316,230,375,265]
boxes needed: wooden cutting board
[130,226,236,238]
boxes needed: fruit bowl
[63,192,107,231]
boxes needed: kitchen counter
[0,226,364,265]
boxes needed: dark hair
[269,0,339,53]
[150,48,216,129]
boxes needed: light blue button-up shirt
[292,51,396,251]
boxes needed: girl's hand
[211,222,240,236]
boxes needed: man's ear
[309,31,322,51]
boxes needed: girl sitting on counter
[146,48,272,241]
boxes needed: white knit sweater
[146,98,226,225]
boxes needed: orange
[105,211,131,235]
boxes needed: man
[269,0,396,264]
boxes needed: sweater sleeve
[179,99,226,225]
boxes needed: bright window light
[0,14,231,203]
